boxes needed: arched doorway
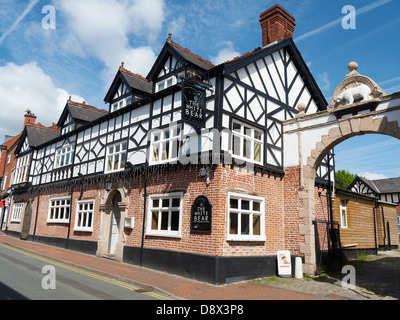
[97,187,128,262]
[108,192,122,255]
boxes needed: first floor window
[340,200,348,229]
[48,197,71,223]
[156,76,176,93]
[74,200,94,232]
[105,141,127,173]
[147,193,183,237]
[11,203,24,222]
[55,144,74,168]
[15,154,31,184]
[150,126,180,165]
[232,120,263,164]
[227,193,265,241]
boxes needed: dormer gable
[348,176,380,198]
[57,98,108,134]
[15,123,60,155]
[104,63,152,113]
[147,34,215,93]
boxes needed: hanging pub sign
[190,196,212,233]
[182,84,206,128]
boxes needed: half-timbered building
[2,4,340,283]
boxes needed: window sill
[227,236,266,242]
[145,232,182,239]
[47,220,70,224]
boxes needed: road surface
[0,243,172,300]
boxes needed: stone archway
[299,114,400,274]
[96,186,128,262]
[291,61,400,274]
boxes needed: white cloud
[54,0,165,78]
[210,41,241,65]
[0,62,83,137]
[357,171,389,180]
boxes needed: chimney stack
[260,4,296,47]
[24,112,37,128]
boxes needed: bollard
[295,257,303,279]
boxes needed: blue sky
[0,0,399,180]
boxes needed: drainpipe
[139,160,148,267]
[66,184,74,250]
[373,201,378,255]
[381,204,386,250]
[32,189,41,242]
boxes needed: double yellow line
[0,242,173,300]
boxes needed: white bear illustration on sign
[336,84,371,105]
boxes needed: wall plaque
[190,196,212,233]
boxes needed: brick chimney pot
[260,4,296,46]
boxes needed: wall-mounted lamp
[105,178,112,192]
[199,167,210,186]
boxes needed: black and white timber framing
[13,38,333,189]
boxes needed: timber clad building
[0,4,398,284]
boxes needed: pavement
[1,232,398,300]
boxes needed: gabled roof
[223,38,328,111]
[146,35,215,82]
[356,177,380,194]
[370,177,400,193]
[348,176,400,196]
[15,123,60,154]
[57,99,108,127]
[104,64,152,104]
[120,66,152,94]
[25,125,60,148]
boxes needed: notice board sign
[277,250,292,277]
[190,196,212,233]
[182,84,206,128]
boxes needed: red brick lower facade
[3,164,334,283]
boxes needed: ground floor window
[48,197,71,223]
[11,203,24,222]
[147,193,183,237]
[74,200,94,232]
[227,193,265,241]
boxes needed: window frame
[54,144,74,169]
[14,154,31,185]
[105,141,128,174]
[231,120,264,165]
[397,215,400,234]
[11,203,24,222]
[227,192,266,241]
[146,192,183,238]
[156,76,176,93]
[149,126,181,165]
[74,200,95,232]
[47,197,71,224]
[340,199,348,229]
